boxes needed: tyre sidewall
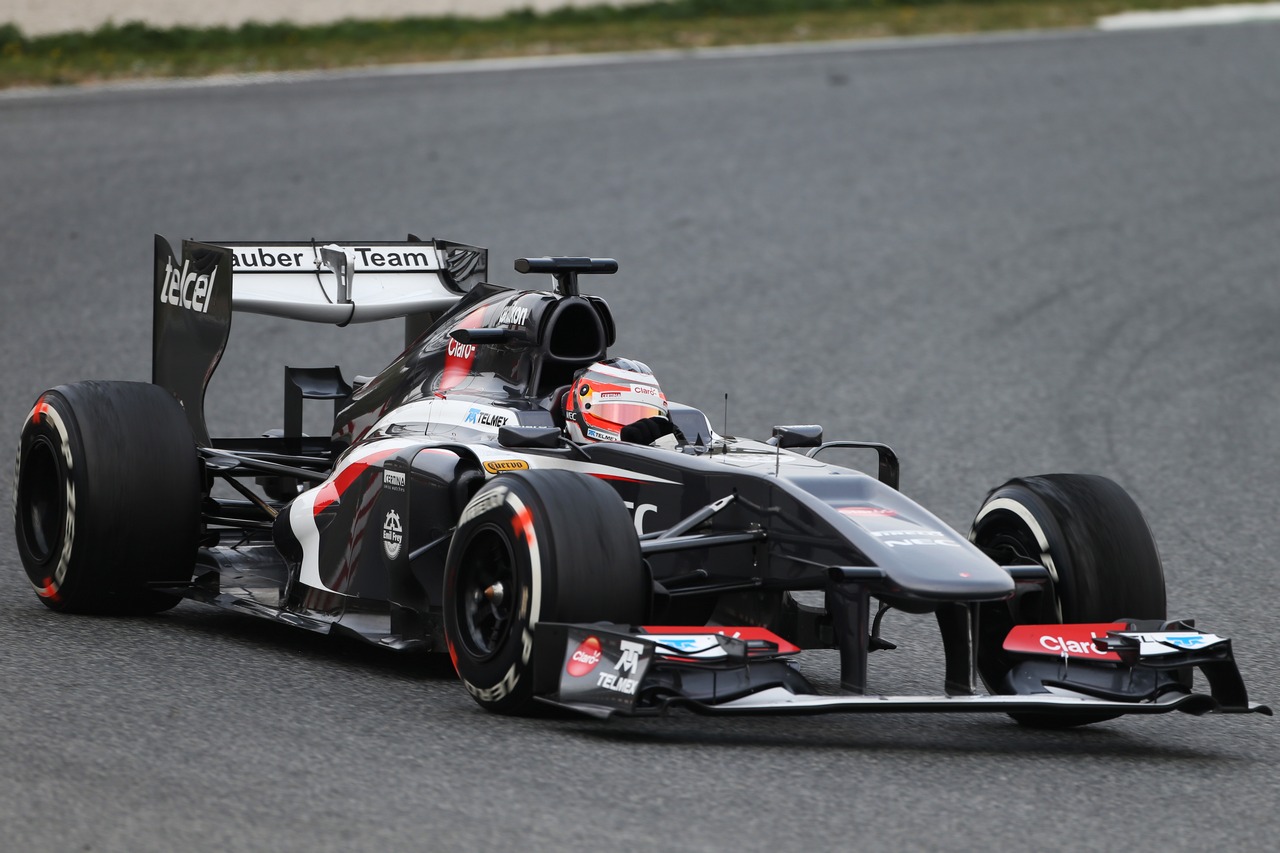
[14,392,83,608]
[13,383,200,614]
[443,477,552,713]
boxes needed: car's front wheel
[443,470,650,715]
[970,473,1166,727]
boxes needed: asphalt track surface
[3,23,1279,852]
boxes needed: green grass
[0,0,1269,88]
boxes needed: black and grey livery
[12,236,1270,726]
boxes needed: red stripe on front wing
[1003,623,1125,662]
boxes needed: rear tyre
[970,473,1166,727]
[443,470,649,715]
[13,381,202,614]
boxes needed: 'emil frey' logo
[382,510,403,560]
[159,257,217,313]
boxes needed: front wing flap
[532,622,1271,720]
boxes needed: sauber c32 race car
[13,235,1270,725]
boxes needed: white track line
[1098,2,1280,30]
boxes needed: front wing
[532,623,1271,720]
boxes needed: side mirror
[451,328,533,347]
[498,425,563,449]
[770,424,824,449]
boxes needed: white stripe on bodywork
[293,436,433,593]
[369,398,514,437]
[293,433,674,594]
[290,487,327,591]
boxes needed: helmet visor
[589,401,666,426]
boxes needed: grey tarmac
[2,22,1279,852]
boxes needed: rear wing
[152,235,486,444]
[220,238,485,325]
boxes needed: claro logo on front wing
[566,636,603,677]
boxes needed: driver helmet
[564,357,668,443]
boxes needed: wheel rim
[17,436,64,567]
[972,508,1061,691]
[454,525,517,660]
[975,506,1064,624]
[977,520,1040,568]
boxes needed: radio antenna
[723,392,729,453]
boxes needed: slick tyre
[13,381,202,614]
[443,470,649,715]
[970,473,1166,727]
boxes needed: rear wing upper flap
[213,236,486,324]
[151,234,486,445]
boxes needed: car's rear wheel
[443,470,649,715]
[13,381,202,614]
[970,473,1166,727]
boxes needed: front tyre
[443,470,649,715]
[970,473,1166,727]
[13,381,202,614]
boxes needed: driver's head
[564,357,668,443]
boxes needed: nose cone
[831,505,1015,601]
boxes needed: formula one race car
[13,235,1270,726]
